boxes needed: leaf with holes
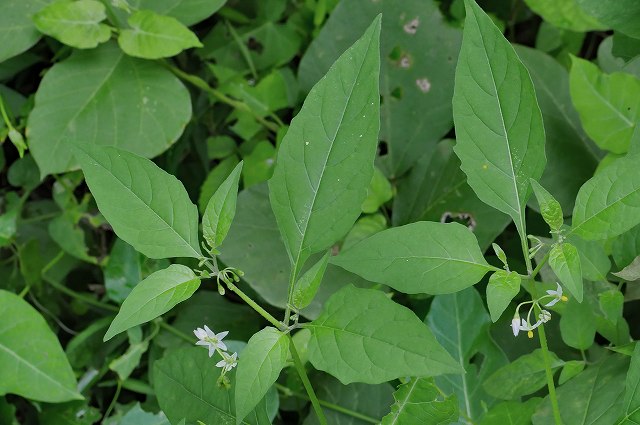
[452,0,546,238]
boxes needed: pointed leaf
[620,343,640,423]
[613,256,640,282]
[0,290,81,402]
[235,328,289,424]
[576,0,640,38]
[530,179,564,231]
[486,270,521,322]
[452,0,546,237]
[559,361,586,385]
[203,161,243,249]
[75,144,202,259]
[0,0,53,62]
[381,378,458,425]
[571,154,640,240]
[307,285,460,384]
[332,222,494,294]
[549,243,583,302]
[33,0,111,49]
[569,56,640,154]
[118,10,202,59]
[292,251,330,310]
[104,264,200,341]
[268,16,381,274]
[154,347,272,425]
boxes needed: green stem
[289,338,328,425]
[283,267,298,326]
[158,321,192,343]
[0,94,14,129]
[537,323,563,425]
[275,384,378,424]
[520,230,533,275]
[103,379,122,420]
[164,63,280,133]
[531,250,551,280]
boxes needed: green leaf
[559,360,586,385]
[302,376,394,425]
[568,234,611,281]
[569,56,640,154]
[599,289,625,323]
[480,399,541,425]
[613,256,640,281]
[198,156,240,213]
[119,404,170,425]
[486,270,521,322]
[48,213,98,264]
[242,142,275,188]
[530,179,564,231]
[154,347,272,425]
[549,243,583,302]
[560,298,596,350]
[426,287,507,419]
[620,343,640,424]
[202,161,243,249]
[523,0,604,31]
[104,264,200,341]
[332,222,494,294]
[0,0,53,62]
[298,0,462,177]
[452,0,546,238]
[0,290,81,402]
[235,327,289,424]
[292,252,330,310]
[118,10,202,59]
[342,214,387,251]
[307,285,460,384]
[532,355,627,425]
[613,224,640,269]
[33,0,111,49]
[577,0,640,38]
[28,42,192,177]
[108,329,149,380]
[381,378,458,425]
[392,139,511,250]
[74,144,202,259]
[113,0,226,26]
[268,16,381,274]
[571,154,640,240]
[361,167,393,213]
[484,349,563,399]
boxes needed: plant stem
[164,63,281,133]
[531,250,551,280]
[103,379,122,420]
[283,267,298,326]
[275,384,378,424]
[537,323,563,425]
[0,94,14,129]
[520,231,533,275]
[289,338,328,425]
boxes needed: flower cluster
[194,325,238,376]
[511,283,567,339]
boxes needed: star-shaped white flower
[545,283,567,307]
[216,352,238,373]
[194,325,228,357]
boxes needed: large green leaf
[298,0,462,177]
[33,0,111,49]
[426,287,507,420]
[269,16,381,275]
[154,347,272,425]
[569,57,640,154]
[0,290,81,402]
[219,184,373,319]
[484,349,564,400]
[620,343,640,424]
[307,285,460,384]
[576,0,640,38]
[104,264,200,341]
[523,0,604,31]
[74,144,202,259]
[560,298,595,350]
[332,222,495,294]
[571,154,640,240]
[118,10,202,59]
[202,161,243,249]
[381,378,458,425]
[481,399,541,425]
[392,139,511,250]
[303,376,394,425]
[532,355,628,424]
[28,42,192,177]
[452,0,546,237]
[235,327,289,424]
[549,243,583,302]
[0,0,52,62]
[115,0,226,26]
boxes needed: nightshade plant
[4,0,640,424]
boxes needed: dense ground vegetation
[2,0,640,424]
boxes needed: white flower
[545,283,568,307]
[539,310,551,323]
[216,352,238,373]
[194,325,228,357]
[511,317,521,336]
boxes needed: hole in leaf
[440,211,477,231]
[247,37,263,54]
[378,141,389,156]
